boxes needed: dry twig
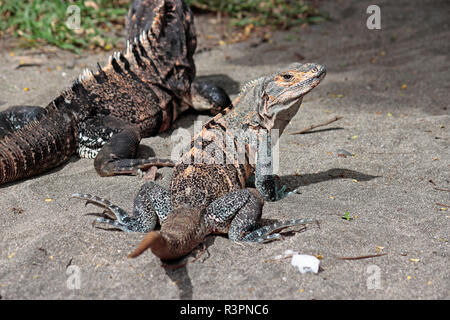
[289,115,343,135]
[337,253,387,260]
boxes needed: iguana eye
[282,74,293,81]
[311,67,318,73]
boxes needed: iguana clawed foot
[241,218,317,243]
[71,193,143,232]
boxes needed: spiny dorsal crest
[237,76,265,99]
[60,27,156,101]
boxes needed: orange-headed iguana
[72,62,326,260]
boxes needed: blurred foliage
[0,0,322,53]
[185,0,323,28]
[0,0,128,53]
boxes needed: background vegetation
[0,0,322,53]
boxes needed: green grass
[0,0,128,53]
[0,0,323,53]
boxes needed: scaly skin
[73,62,326,260]
[0,0,230,185]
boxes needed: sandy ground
[0,0,448,300]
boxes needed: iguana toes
[72,62,326,260]
[0,0,230,185]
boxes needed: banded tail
[0,108,78,185]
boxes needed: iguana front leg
[93,125,174,177]
[190,80,232,115]
[254,134,294,201]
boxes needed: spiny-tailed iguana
[72,62,326,260]
[0,0,230,185]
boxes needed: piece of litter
[291,254,320,274]
[337,149,353,158]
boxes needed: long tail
[128,231,169,259]
[0,108,78,185]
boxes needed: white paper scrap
[291,254,320,274]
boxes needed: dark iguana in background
[0,0,230,185]
[73,62,326,260]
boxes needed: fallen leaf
[85,1,99,10]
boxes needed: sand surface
[0,0,448,299]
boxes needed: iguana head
[237,62,326,135]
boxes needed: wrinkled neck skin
[264,98,303,137]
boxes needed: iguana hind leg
[71,182,171,232]
[204,188,315,243]
[0,106,45,138]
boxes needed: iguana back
[0,0,230,185]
